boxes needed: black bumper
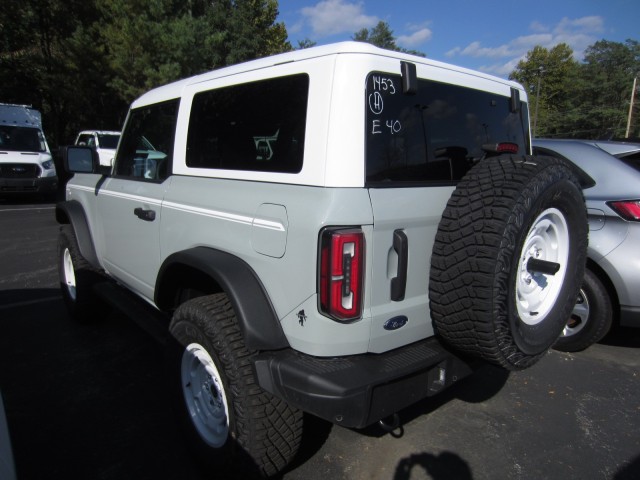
[0,176,58,194]
[254,337,473,429]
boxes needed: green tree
[1,0,292,146]
[509,43,580,137]
[353,21,425,57]
[96,0,291,104]
[578,39,640,138]
[297,38,317,50]
[0,0,102,145]
[510,40,640,139]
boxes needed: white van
[0,103,57,196]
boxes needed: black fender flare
[156,247,289,351]
[55,200,100,269]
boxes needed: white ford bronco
[57,42,588,477]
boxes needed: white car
[75,130,120,166]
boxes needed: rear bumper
[254,337,473,428]
[620,306,640,328]
[0,176,58,194]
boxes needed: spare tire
[429,154,587,370]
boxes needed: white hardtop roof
[132,41,523,108]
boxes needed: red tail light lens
[319,228,364,321]
[481,142,519,154]
[608,200,640,222]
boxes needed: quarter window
[186,74,309,173]
[115,99,179,181]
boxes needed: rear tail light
[607,200,640,222]
[481,142,519,154]
[319,228,365,321]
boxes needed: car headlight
[42,160,54,170]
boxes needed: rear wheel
[429,155,588,370]
[168,294,303,478]
[553,268,613,352]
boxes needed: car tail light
[481,142,519,154]
[319,228,365,321]
[607,200,640,222]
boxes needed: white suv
[57,42,588,478]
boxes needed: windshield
[0,126,47,152]
[365,72,530,185]
[97,133,120,149]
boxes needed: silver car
[533,139,640,351]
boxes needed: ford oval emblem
[384,316,408,331]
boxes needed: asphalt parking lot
[0,197,639,480]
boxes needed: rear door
[365,70,529,352]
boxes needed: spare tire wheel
[429,154,588,370]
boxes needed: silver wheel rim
[516,207,569,325]
[562,288,589,337]
[180,343,230,448]
[62,248,77,301]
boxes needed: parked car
[0,103,58,197]
[533,139,640,351]
[74,130,120,166]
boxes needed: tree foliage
[510,40,640,139]
[353,21,425,57]
[0,0,291,146]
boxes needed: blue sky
[276,0,639,77]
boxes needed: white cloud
[529,21,549,33]
[397,26,432,48]
[300,0,378,37]
[446,15,605,75]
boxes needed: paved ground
[0,197,638,480]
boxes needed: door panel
[98,177,169,300]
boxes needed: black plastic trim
[55,200,100,269]
[156,247,289,351]
[390,229,408,301]
[254,337,474,428]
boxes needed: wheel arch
[55,200,100,269]
[156,247,289,351]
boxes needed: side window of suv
[365,72,529,185]
[115,99,179,181]
[186,74,309,173]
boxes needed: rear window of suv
[365,72,529,185]
[186,74,309,174]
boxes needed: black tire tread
[429,154,587,370]
[170,294,303,477]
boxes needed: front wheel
[553,269,613,352]
[58,225,103,321]
[168,294,303,478]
